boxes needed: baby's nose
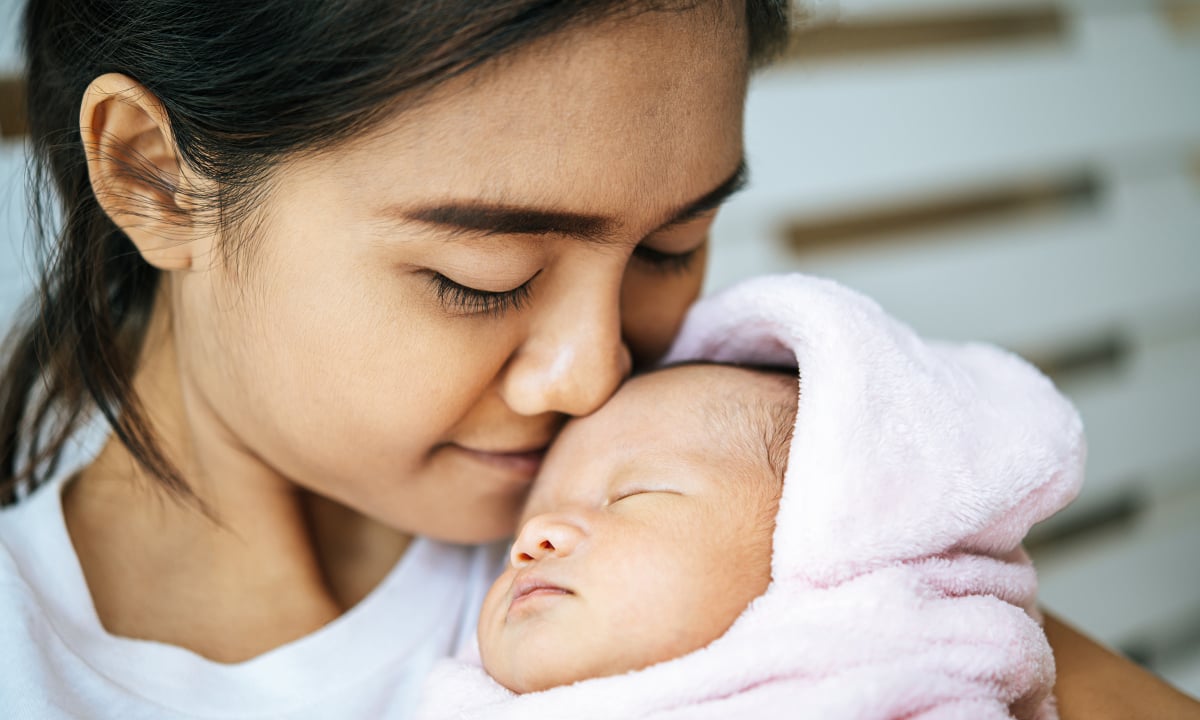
[509,514,583,567]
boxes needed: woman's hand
[1045,611,1200,719]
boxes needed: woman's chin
[388,490,524,545]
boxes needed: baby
[419,273,1083,720]
[479,362,797,694]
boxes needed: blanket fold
[417,273,1085,720]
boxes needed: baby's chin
[486,653,637,695]
[481,623,716,695]
[479,631,578,693]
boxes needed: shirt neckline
[9,412,474,716]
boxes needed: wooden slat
[1025,488,1144,552]
[785,7,1066,63]
[831,0,1165,20]
[745,29,1200,216]
[712,197,1200,353]
[783,171,1099,255]
[1049,333,1200,522]
[1032,477,1200,653]
[1025,332,1130,387]
[0,76,26,138]
[1164,0,1200,38]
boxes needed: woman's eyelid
[430,265,541,295]
[659,205,721,232]
[635,210,716,262]
[428,270,538,316]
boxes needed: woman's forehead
[313,7,749,225]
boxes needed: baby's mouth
[509,574,573,612]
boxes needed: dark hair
[0,0,790,507]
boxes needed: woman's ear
[79,73,212,271]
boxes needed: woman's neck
[61,296,410,662]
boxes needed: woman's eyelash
[429,273,536,316]
[633,244,701,274]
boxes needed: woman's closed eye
[632,243,703,275]
[632,211,716,275]
[428,270,539,317]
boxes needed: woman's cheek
[620,244,708,367]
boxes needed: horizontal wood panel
[829,0,1169,20]
[783,171,1099,254]
[1033,477,1200,652]
[1164,0,1200,37]
[785,7,1065,62]
[0,75,25,138]
[1040,332,1200,525]
[712,200,1200,353]
[1026,332,1130,386]
[745,33,1200,216]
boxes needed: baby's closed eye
[609,488,682,504]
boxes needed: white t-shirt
[0,414,508,719]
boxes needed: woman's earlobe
[79,73,208,272]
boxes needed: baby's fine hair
[659,361,799,492]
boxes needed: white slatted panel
[721,32,1199,221]
[712,0,1200,697]
[1,0,31,331]
[0,0,27,333]
[0,0,19,75]
[0,142,28,333]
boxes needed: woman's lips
[452,444,547,478]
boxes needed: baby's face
[478,365,788,694]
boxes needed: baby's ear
[79,73,215,271]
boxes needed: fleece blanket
[417,273,1085,720]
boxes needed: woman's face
[171,6,750,542]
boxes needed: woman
[0,1,1192,717]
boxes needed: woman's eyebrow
[658,160,748,230]
[379,159,748,242]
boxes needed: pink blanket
[417,273,1085,719]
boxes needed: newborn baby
[479,363,797,693]
[419,273,1083,720]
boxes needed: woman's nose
[510,514,585,568]
[500,283,632,418]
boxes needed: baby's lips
[509,572,574,604]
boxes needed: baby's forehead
[623,362,793,410]
[536,363,797,498]
[624,363,797,438]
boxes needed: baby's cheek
[683,528,773,638]
[477,576,514,678]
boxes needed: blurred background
[710,0,1200,698]
[1,0,1198,699]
